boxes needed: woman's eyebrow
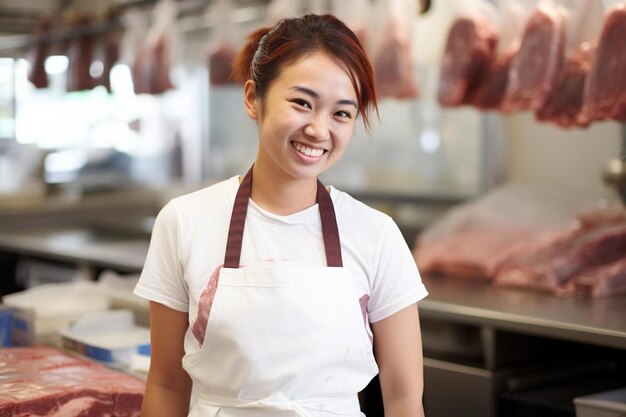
[290,86,358,108]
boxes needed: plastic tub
[575,387,626,417]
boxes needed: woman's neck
[249,164,318,216]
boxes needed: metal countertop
[0,227,625,350]
[420,275,626,350]
[0,228,148,273]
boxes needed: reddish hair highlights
[232,14,378,129]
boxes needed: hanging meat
[374,17,420,99]
[437,15,497,107]
[96,26,120,93]
[581,4,626,122]
[535,42,596,128]
[66,13,97,92]
[133,32,175,95]
[27,18,53,89]
[131,48,148,94]
[132,0,176,95]
[100,31,120,93]
[120,10,147,92]
[466,48,515,110]
[501,4,565,112]
[208,44,237,85]
[206,0,238,86]
[371,0,420,100]
[464,0,532,111]
[151,35,174,94]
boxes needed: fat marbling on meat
[0,346,144,417]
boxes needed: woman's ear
[243,80,259,120]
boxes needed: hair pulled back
[232,14,378,129]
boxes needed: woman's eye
[291,98,312,109]
[335,110,352,119]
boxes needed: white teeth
[293,142,324,157]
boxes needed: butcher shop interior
[1,0,626,416]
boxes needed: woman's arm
[141,301,192,417]
[371,303,425,417]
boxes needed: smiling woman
[242,51,360,203]
[229,14,377,212]
[134,13,428,417]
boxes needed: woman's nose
[303,114,330,141]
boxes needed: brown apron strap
[317,179,343,267]
[224,166,343,268]
[224,167,253,268]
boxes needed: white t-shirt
[134,175,428,327]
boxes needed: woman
[135,14,428,417]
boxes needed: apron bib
[184,166,378,417]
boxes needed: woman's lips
[291,141,327,158]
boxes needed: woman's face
[244,51,359,182]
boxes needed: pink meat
[550,224,626,283]
[374,17,420,99]
[192,264,223,345]
[536,42,595,128]
[0,346,86,376]
[581,5,626,122]
[149,35,175,94]
[574,258,626,298]
[438,16,497,106]
[467,48,515,110]
[495,223,626,293]
[27,18,53,89]
[133,34,174,95]
[0,347,144,417]
[66,15,97,92]
[502,7,565,111]
[208,43,237,86]
[99,31,120,93]
[414,226,539,280]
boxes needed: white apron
[183,166,378,417]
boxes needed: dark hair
[232,14,378,129]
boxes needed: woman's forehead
[272,51,359,96]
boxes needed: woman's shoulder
[330,186,393,223]
[169,175,239,212]
[155,176,239,230]
[329,186,397,235]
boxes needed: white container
[575,387,626,417]
[97,270,150,326]
[59,309,150,368]
[3,281,110,346]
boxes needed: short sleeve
[134,201,189,312]
[367,218,428,323]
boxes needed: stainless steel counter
[1,224,625,351]
[0,189,161,273]
[419,276,626,417]
[0,228,148,273]
[420,275,626,350]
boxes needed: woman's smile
[291,141,327,159]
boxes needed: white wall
[504,113,623,202]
